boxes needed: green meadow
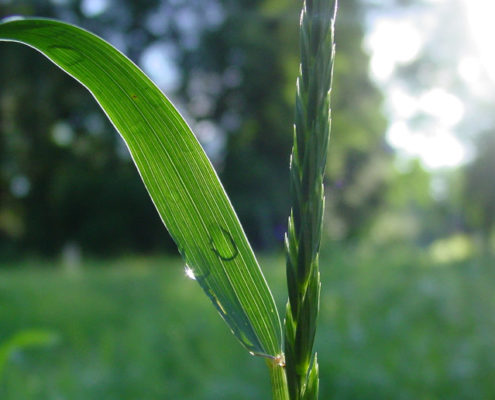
[1,247,494,399]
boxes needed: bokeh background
[1,0,494,398]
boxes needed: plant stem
[267,358,290,400]
[283,1,336,399]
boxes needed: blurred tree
[177,0,298,249]
[0,0,390,257]
[180,0,391,247]
[370,160,431,245]
[463,132,495,253]
[0,0,174,257]
[326,0,390,240]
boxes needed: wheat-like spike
[284,1,336,399]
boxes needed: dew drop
[209,225,238,261]
[184,264,196,280]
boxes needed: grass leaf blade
[0,17,282,357]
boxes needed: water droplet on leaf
[209,225,238,261]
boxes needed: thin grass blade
[0,17,282,357]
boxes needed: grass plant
[0,1,336,398]
[284,1,336,398]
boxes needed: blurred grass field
[1,247,494,399]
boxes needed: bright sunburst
[463,0,495,83]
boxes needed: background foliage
[1,252,494,399]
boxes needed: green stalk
[284,1,336,399]
[267,358,290,400]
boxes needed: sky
[364,0,495,170]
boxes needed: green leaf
[0,17,282,357]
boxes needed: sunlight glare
[387,121,467,169]
[388,85,419,119]
[366,19,423,81]
[418,88,464,127]
[463,0,495,82]
[458,57,483,84]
